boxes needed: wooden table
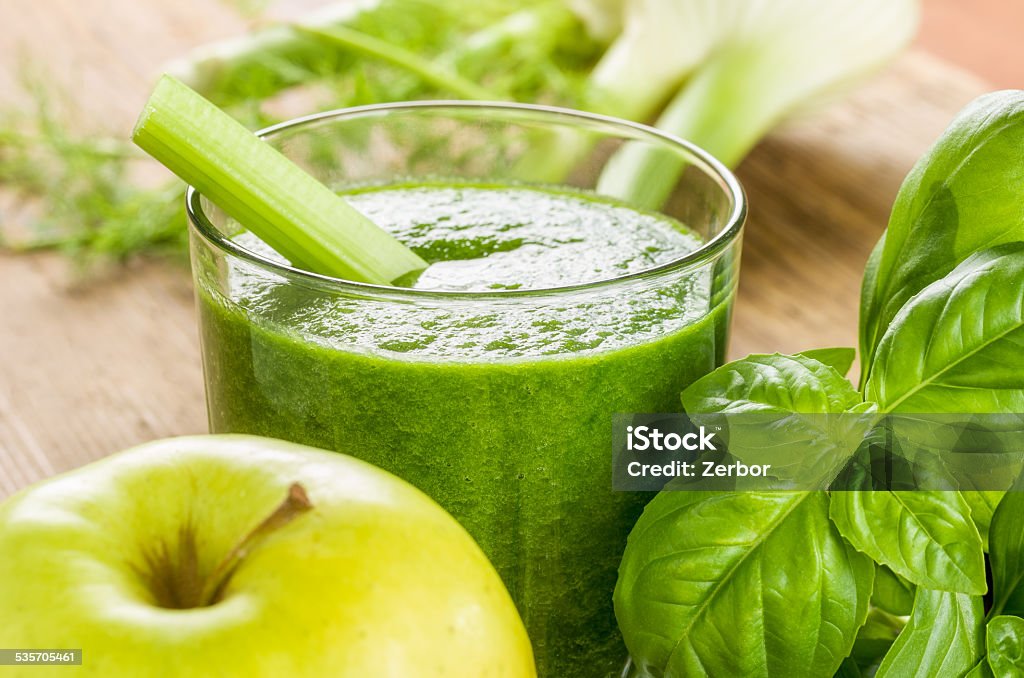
[0,1,995,498]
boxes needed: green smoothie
[194,184,732,676]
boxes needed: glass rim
[186,100,746,301]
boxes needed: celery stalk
[588,0,920,208]
[597,47,765,207]
[132,75,426,284]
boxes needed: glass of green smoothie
[186,102,745,677]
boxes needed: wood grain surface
[0,1,994,498]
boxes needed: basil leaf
[829,421,926,492]
[963,490,1005,552]
[834,658,863,678]
[860,91,1024,368]
[829,491,986,594]
[682,353,863,414]
[965,658,995,678]
[987,616,1024,677]
[871,564,915,616]
[615,492,873,677]
[865,244,1024,412]
[875,588,985,678]
[849,607,904,669]
[798,347,857,378]
[990,486,1024,617]
[681,353,871,485]
[858,234,886,387]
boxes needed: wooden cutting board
[0,0,993,498]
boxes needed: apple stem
[200,482,314,606]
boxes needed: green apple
[0,435,535,676]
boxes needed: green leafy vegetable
[875,588,985,678]
[3,0,917,268]
[618,90,1024,677]
[131,75,426,283]
[614,491,873,677]
[864,244,1024,413]
[0,83,188,267]
[989,486,1024,617]
[592,0,919,206]
[835,658,863,678]
[860,91,1024,376]
[3,0,595,268]
[829,491,986,594]
[167,1,389,102]
[965,658,995,678]
[870,564,915,616]
[848,607,905,671]
[680,354,873,484]
[169,0,566,105]
[798,347,857,378]
[681,353,862,415]
[986,616,1024,677]
[963,490,1005,552]
[290,22,495,100]
[857,233,886,386]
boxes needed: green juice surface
[195,184,732,676]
